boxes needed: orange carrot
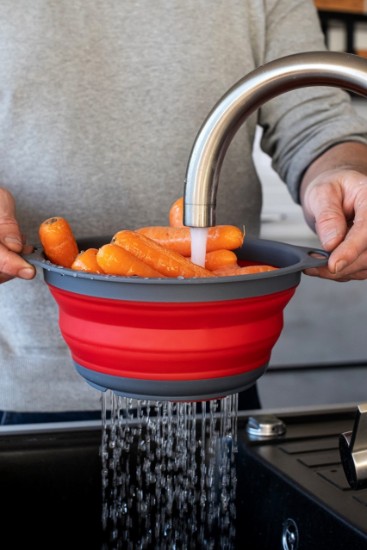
[96,243,164,277]
[71,248,105,274]
[204,249,238,271]
[213,264,278,277]
[136,225,244,256]
[39,216,79,268]
[169,196,184,227]
[112,230,215,278]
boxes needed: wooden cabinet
[314,1,367,14]
[315,1,367,56]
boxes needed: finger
[22,243,34,255]
[327,191,367,274]
[304,267,367,281]
[304,256,367,281]
[0,188,24,252]
[0,243,35,280]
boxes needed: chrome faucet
[183,51,367,227]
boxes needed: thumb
[303,183,347,252]
[315,207,347,252]
[0,188,24,252]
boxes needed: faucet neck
[184,51,367,227]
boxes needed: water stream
[100,392,238,549]
[190,227,209,268]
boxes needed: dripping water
[100,393,238,549]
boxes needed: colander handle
[293,245,329,270]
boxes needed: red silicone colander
[27,235,328,401]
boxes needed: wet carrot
[39,216,79,267]
[213,264,278,277]
[112,230,215,278]
[136,225,244,256]
[71,248,105,274]
[204,249,238,271]
[96,243,164,277]
[169,196,184,227]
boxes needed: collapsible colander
[27,236,327,401]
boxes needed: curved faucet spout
[183,51,367,227]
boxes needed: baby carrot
[136,225,244,256]
[39,216,79,268]
[205,249,238,271]
[169,196,184,227]
[96,243,164,277]
[71,248,105,274]
[213,264,278,277]
[112,230,215,278]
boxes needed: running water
[100,393,238,549]
[190,227,209,268]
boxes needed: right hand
[0,188,35,284]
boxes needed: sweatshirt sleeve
[258,0,367,203]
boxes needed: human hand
[0,188,35,283]
[301,167,367,281]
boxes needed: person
[1,0,367,424]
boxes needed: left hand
[300,143,367,282]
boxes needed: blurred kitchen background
[256,3,367,409]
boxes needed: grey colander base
[74,362,267,402]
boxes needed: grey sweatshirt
[1,0,367,411]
